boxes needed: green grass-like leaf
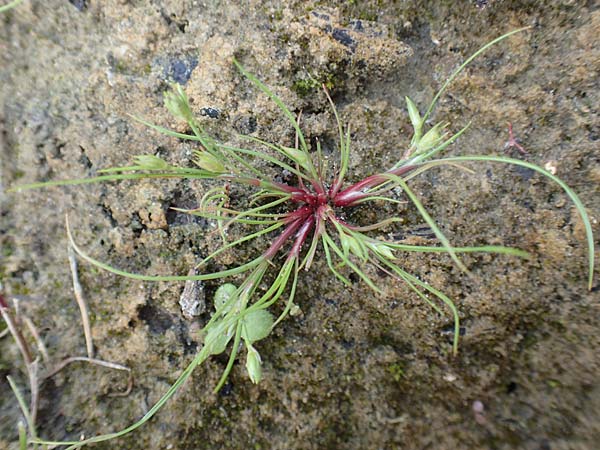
[0,0,24,13]
[434,155,595,290]
[31,350,209,449]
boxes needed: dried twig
[23,316,50,365]
[68,245,94,358]
[28,359,40,428]
[45,356,131,378]
[109,371,134,398]
[45,355,133,397]
[2,280,133,447]
[0,295,33,365]
[1,294,42,430]
[6,375,37,440]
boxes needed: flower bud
[280,146,312,173]
[415,122,447,154]
[367,241,395,260]
[405,96,423,141]
[164,84,194,123]
[193,150,226,173]
[245,345,262,384]
[340,232,366,261]
[134,154,170,170]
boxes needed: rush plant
[10,28,595,448]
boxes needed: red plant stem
[288,215,315,259]
[329,175,344,200]
[332,164,417,207]
[283,205,312,222]
[309,177,326,198]
[264,215,306,259]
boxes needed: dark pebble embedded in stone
[332,28,357,51]
[68,0,87,11]
[157,54,199,84]
[233,115,257,134]
[350,20,364,32]
[200,107,220,119]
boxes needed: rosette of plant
[9,27,595,449]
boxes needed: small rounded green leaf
[245,345,262,384]
[204,324,234,355]
[242,309,274,343]
[214,283,237,314]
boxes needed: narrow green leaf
[18,421,27,450]
[7,376,36,439]
[272,260,300,328]
[387,174,468,273]
[385,242,530,258]
[214,322,243,392]
[323,233,382,294]
[66,216,262,281]
[233,59,322,183]
[423,27,530,123]
[435,155,596,289]
[31,349,210,449]
[0,0,24,13]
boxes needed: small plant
[10,28,595,448]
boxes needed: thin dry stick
[28,358,40,428]
[45,356,133,397]
[23,316,50,365]
[0,294,40,432]
[109,372,134,398]
[0,298,33,365]
[68,245,94,358]
[6,375,37,441]
[45,356,131,377]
